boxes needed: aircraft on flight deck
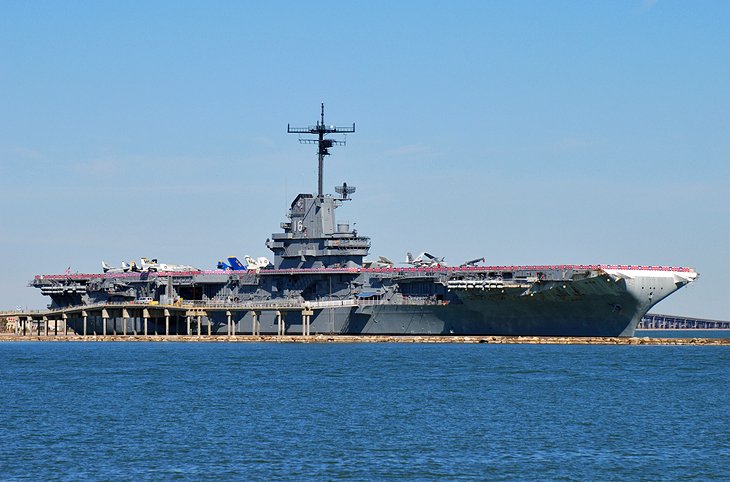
[216,255,272,271]
[404,252,446,268]
[243,255,273,270]
[139,257,198,273]
[217,256,247,271]
[101,261,130,274]
[363,256,395,268]
[460,257,485,267]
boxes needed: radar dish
[335,182,357,199]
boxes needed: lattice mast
[288,103,355,198]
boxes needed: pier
[0,301,332,338]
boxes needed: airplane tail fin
[228,256,246,270]
[121,261,130,272]
[101,261,111,273]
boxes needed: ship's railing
[10,295,447,316]
[0,309,49,316]
[32,264,696,280]
[180,299,308,309]
[305,299,359,309]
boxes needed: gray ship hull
[39,265,696,338]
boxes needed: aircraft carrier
[29,105,698,337]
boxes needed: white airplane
[139,257,198,272]
[101,261,130,274]
[244,255,273,270]
[364,256,395,268]
[405,252,446,268]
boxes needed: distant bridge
[640,313,730,330]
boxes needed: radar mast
[287,103,355,198]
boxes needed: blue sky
[1,1,728,319]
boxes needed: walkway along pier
[2,300,352,338]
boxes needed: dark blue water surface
[1,342,728,481]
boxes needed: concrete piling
[276,311,284,336]
[252,311,260,336]
[301,308,314,336]
[102,309,110,336]
[143,309,150,336]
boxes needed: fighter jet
[217,256,247,271]
[101,261,130,274]
[363,256,395,268]
[139,257,198,273]
[405,252,446,267]
[460,257,485,267]
[244,255,273,270]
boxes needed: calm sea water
[1,342,728,481]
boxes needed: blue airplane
[217,256,247,271]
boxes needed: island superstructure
[30,105,698,337]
